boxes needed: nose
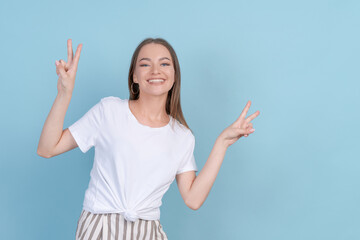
[151,64,160,74]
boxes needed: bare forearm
[37,91,72,157]
[186,136,228,210]
[186,100,260,210]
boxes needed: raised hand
[219,100,260,148]
[55,39,83,94]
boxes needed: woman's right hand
[56,39,83,94]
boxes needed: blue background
[1,0,359,239]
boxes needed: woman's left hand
[219,100,260,148]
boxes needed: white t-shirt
[68,96,198,222]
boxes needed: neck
[131,93,169,122]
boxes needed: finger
[67,39,73,63]
[59,59,66,66]
[55,60,66,75]
[59,59,68,71]
[55,60,60,75]
[72,43,83,71]
[236,127,248,137]
[244,123,253,137]
[245,110,260,123]
[235,101,251,123]
[241,100,251,117]
[57,61,66,77]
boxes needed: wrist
[216,134,229,149]
[58,90,73,99]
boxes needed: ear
[133,74,137,83]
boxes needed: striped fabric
[75,209,168,240]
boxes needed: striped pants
[75,209,168,240]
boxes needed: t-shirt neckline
[126,99,172,130]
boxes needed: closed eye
[140,63,170,67]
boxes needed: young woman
[37,38,260,240]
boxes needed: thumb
[56,60,66,77]
[225,127,246,139]
[235,127,255,137]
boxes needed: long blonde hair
[128,38,192,133]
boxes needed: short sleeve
[68,99,104,153]
[176,132,198,175]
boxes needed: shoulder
[185,129,195,145]
[171,118,195,142]
[100,96,123,104]
[98,96,128,109]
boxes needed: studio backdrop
[0,0,359,239]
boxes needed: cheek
[166,68,175,78]
[135,69,148,79]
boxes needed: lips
[147,78,165,82]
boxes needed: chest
[98,119,181,175]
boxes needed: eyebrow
[139,57,171,62]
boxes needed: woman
[37,38,259,239]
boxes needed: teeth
[148,79,164,83]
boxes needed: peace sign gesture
[219,100,260,148]
[55,39,83,94]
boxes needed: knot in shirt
[123,209,139,222]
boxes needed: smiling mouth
[147,78,165,83]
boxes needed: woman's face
[133,43,175,97]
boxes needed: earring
[131,82,139,95]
